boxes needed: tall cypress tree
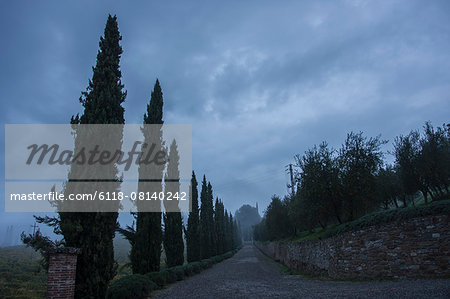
[207,182,217,257]
[199,176,212,259]
[186,171,200,262]
[60,15,126,298]
[229,214,235,250]
[163,140,184,267]
[214,198,225,255]
[129,79,164,273]
[224,210,231,252]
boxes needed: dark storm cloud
[1,0,450,233]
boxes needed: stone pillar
[47,247,81,299]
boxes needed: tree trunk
[331,200,342,224]
[429,189,435,201]
[393,198,399,208]
[318,220,326,229]
[421,189,428,204]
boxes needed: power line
[213,170,285,191]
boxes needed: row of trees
[120,169,242,273]
[254,123,449,241]
[22,15,241,299]
[118,55,241,276]
[392,123,449,205]
[186,173,242,263]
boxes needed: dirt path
[152,244,449,298]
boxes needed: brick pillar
[47,247,81,299]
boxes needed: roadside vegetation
[106,249,240,299]
[254,122,450,242]
[0,246,46,299]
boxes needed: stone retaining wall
[256,215,449,279]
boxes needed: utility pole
[31,222,37,236]
[285,164,295,197]
[29,222,38,259]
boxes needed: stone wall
[47,247,81,299]
[256,215,449,279]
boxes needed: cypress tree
[130,79,164,273]
[229,214,235,250]
[60,15,126,298]
[186,171,200,262]
[199,176,212,259]
[224,210,231,252]
[207,182,217,257]
[163,140,184,267]
[214,198,225,255]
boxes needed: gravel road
[152,244,450,298]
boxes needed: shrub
[203,258,214,268]
[165,268,178,283]
[183,263,195,276]
[199,260,210,269]
[223,251,233,259]
[212,255,222,263]
[137,250,239,293]
[106,274,157,299]
[165,266,184,282]
[190,261,202,273]
[172,266,184,281]
[146,271,168,288]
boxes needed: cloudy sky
[1,0,449,241]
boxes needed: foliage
[146,270,168,287]
[200,259,213,269]
[106,274,156,299]
[125,79,165,274]
[118,170,239,277]
[164,268,178,283]
[214,198,226,255]
[163,140,185,267]
[183,263,195,276]
[394,122,450,203]
[199,176,214,259]
[394,130,425,201]
[190,261,202,273]
[261,196,294,240]
[109,249,240,297]
[172,266,185,281]
[0,246,46,299]
[144,79,164,125]
[186,171,201,262]
[295,142,342,230]
[338,132,386,221]
[375,165,403,209]
[20,229,63,270]
[228,214,235,250]
[235,204,261,241]
[29,14,128,299]
[207,183,218,257]
[254,123,449,242]
[321,199,450,239]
